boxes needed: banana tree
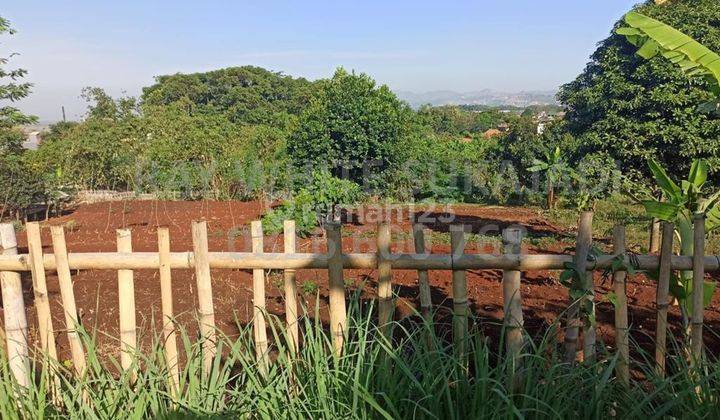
[642,158,720,329]
[527,146,575,209]
[617,11,720,330]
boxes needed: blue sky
[4,0,639,121]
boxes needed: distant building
[534,111,557,136]
[483,128,503,139]
[22,130,42,150]
[536,123,546,136]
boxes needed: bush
[262,190,319,237]
[0,128,44,219]
[263,170,364,236]
[302,170,364,219]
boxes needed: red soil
[6,200,720,363]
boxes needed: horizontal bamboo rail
[0,215,717,395]
[1,252,719,272]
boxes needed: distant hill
[395,89,558,109]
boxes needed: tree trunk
[547,181,554,209]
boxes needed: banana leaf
[688,159,708,188]
[647,158,681,200]
[706,205,720,232]
[617,11,720,94]
[642,200,679,221]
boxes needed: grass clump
[1,300,720,418]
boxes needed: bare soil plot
[7,200,720,363]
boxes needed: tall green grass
[1,298,719,419]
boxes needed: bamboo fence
[0,213,718,389]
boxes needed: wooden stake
[502,227,524,365]
[377,222,393,337]
[116,229,137,378]
[612,224,629,386]
[655,221,674,377]
[250,221,269,376]
[564,211,593,364]
[283,220,299,355]
[690,213,705,363]
[26,222,58,362]
[157,227,179,397]
[450,225,468,362]
[0,223,29,388]
[649,217,661,254]
[191,221,216,377]
[50,226,86,377]
[26,222,61,404]
[412,224,432,320]
[326,221,347,355]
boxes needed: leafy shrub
[261,190,319,237]
[302,170,364,219]
[263,170,364,236]
[0,128,44,219]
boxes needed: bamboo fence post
[26,222,60,403]
[157,227,179,397]
[50,226,86,377]
[655,221,674,377]
[563,211,593,364]
[191,221,216,377]
[690,213,705,363]
[283,220,299,355]
[116,229,137,379]
[251,221,269,376]
[326,221,347,355]
[450,225,468,362]
[377,222,393,337]
[649,217,661,254]
[502,227,524,366]
[26,222,58,362]
[0,223,29,388]
[612,224,629,386]
[412,224,432,320]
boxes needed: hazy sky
[4,0,639,122]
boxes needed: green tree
[617,11,720,114]
[615,10,720,333]
[0,16,41,219]
[558,0,720,181]
[527,146,576,209]
[418,105,505,136]
[141,66,315,129]
[287,68,416,189]
[0,16,36,128]
[81,87,138,120]
[489,115,543,173]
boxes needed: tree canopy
[287,68,417,188]
[558,0,720,181]
[0,16,36,128]
[141,66,315,129]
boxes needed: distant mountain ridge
[395,89,558,108]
